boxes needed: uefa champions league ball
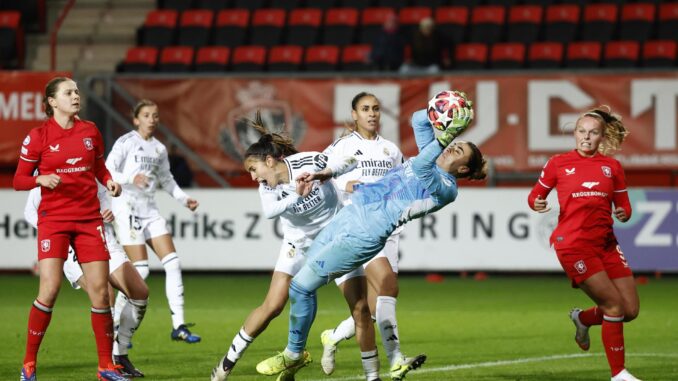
[427,90,468,131]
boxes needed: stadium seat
[231,45,266,71]
[194,46,230,71]
[304,45,339,71]
[232,0,265,11]
[469,6,506,45]
[619,3,655,43]
[1,0,45,33]
[214,9,249,47]
[580,4,618,43]
[267,45,303,71]
[435,6,468,44]
[507,5,543,44]
[0,11,23,67]
[658,3,678,41]
[544,4,579,43]
[359,7,396,44]
[270,0,303,11]
[287,8,322,47]
[528,42,563,69]
[566,41,601,68]
[490,42,525,69]
[177,10,213,48]
[604,41,639,68]
[341,44,373,71]
[642,40,677,67]
[158,46,194,72]
[250,9,286,47]
[139,9,178,48]
[322,8,358,46]
[454,43,488,70]
[399,7,433,43]
[119,46,158,72]
[160,0,194,11]
[194,0,231,11]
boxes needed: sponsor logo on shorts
[616,245,629,267]
[40,239,51,252]
[574,260,587,274]
[83,137,93,150]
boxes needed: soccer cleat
[274,351,312,381]
[171,324,201,343]
[320,329,338,375]
[570,308,590,351]
[210,355,232,381]
[113,355,144,377]
[20,362,36,381]
[611,369,642,381]
[97,364,131,381]
[256,351,311,376]
[390,354,427,381]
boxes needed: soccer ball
[427,90,469,131]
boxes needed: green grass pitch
[1,274,676,380]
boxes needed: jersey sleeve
[411,109,436,153]
[258,184,300,219]
[23,187,41,228]
[93,128,112,185]
[411,139,457,204]
[97,182,112,211]
[13,129,42,190]
[611,159,632,219]
[323,138,351,192]
[323,152,358,178]
[105,137,132,184]
[527,157,557,210]
[157,147,190,206]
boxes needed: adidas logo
[385,334,399,342]
[354,149,363,156]
[315,260,325,268]
[138,146,144,151]
[281,191,288,197]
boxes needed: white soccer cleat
[611,369,642,381]
[570,308,590,351]
[210,355,232,381]
[320,329,338,375]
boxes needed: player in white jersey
[24,184,149,377]
[211,113,358,381]
[105,99,200,343]
[320,92,426,380]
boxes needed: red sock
[24,300,53,365]
[602,315,625,376]
[91,307,114,368]
[579,306,604,327]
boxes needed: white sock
[113,298,147,356]
[134,260,150,279]
[361,349,380,381]
[330,316,356,343]
[226,328,254,363]
[283,348,301,360]
[161,253,185,329]
[376,296,402,366]
[113,291,128,328]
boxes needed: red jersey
[13,117,113,223]
[527,150,631,250]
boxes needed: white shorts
[334,233,399,286]
[114,209,170,246]
[273,241,307,276]
[62,224,129,289]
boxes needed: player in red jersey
[527,107,641,381]
[13,77,128,381]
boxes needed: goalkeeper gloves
[437,106,474,148]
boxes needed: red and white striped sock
[91,306,114,368]
[602,314,625,376]
[23,300,53,365]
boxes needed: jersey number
[129,215,142,231]
[96,225,105,243]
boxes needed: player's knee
[624,305,640,322]
[130,282,149,300]
[599,298,624,317]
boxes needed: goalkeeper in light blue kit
[257,93,487,381]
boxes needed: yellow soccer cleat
[275,351,312,381]
[256,350,311,376]
[390,354,427,381]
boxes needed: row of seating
[0,0,44,33]
[0,11,24,69]
[137,3,678,50]
[118,40,677,73]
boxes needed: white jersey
[106,131,189,218]
[258,151,357,250]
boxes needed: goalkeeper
[255,95,486,381]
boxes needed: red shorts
[556,242,633,286]
[37,219,109,263]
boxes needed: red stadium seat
[0,11,23,68]
[507,5,543,44]
[642,40,677,68]
[287,8,322,47]
[2,0,45,33]
[195,46,230,71]
[323,8,359,46]
[490,42,525,69]
[658,3,678,41]
[178,10,213,48]
[619,3,655,42]
[544,4,579,43]
[267,45,304,71]
[435,6,468,44]
[304,45,339,71]
[359,7,396,44]
[399,7,432,43]
[158,46,194,72]
[341,44,372,71]
[140,9,178,48]
[231,45,266,72]
[604,41,639,68]
[566,41,601,68]
[455,43,488,70]
[581,4,618,43]
[214,9,249,47]
[528,42,563,69]
[469,6,505,44]
[119,46,158,72]
[251,9,286,47]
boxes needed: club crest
[601,166,612,178]
[574,260,587,274]
[83,138,93,151]
[40,239,51,252]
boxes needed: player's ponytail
[43,77,71,117]
[582,106,629,156]
[244,111,298,161]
